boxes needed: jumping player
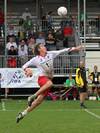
[16,43,83,123]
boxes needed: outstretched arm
[48,45,84,58]
[69,45,84,52]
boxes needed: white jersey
[22,48,70,77]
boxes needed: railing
[6,19,100,38]
[1,17,99,38]
[1,54,99,76]
[1,55,100,98]
[53,54,82,76]
[0,54,83,76]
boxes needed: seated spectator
[46,33,56,50]
[36,32,45,44]
[18,39,28,67]
[63,24,73,48]
[18,30,25,41]
[8,46,18,56]
[6,36,17,51]
[65,74,75,87]
[27,36,36,55]
[55,30,64,50]
[64,73,78,100]
[7,46,18,68]
[7,25,15,36]
[18,24,25,40]
[7,57,17,68]
[60,15,73,33]
[89,65,100,100]
[60,16,73,48]
[63,26,73,37]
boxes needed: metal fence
[0,54,83,76]
[1,54,100,98]
[53,54,82,76]
[5,19,100,38]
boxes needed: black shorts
[79,86,87,93]
[92,82,99,89]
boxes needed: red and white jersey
[22,48,70,77]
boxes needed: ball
[57,6,67,16]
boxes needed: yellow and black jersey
[89,72,100,84]
[76,67,87,87]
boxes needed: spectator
[63,24,73,48]
[8,46,18,55]
[23,16,33,32]
[36,32,45,44]
[64,73,78,100]
[46,33,56,50]
[6,36,17,51]
[65,73,76,87]
[60,16,74,48]
[7,46,17,68]
[22,8,32,21]
[46,11,54,31]
[89,65,100,100]
[18,39,28,66]
[63,25,73,38]
[76,61,88,108]
[18,18,25,40]
[27,37,36,55]
[18,29,25,41]
[7,25,15,36]
[55,30,64,50]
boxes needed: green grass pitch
[0,100,100,133]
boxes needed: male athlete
[16,43,83,123]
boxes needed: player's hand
[77,45,84,50]
[24,68,33,77]
[69,45,84,52]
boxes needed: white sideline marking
[84,109,100,120]
[1,100,6,111]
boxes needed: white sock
[22,110,28,116]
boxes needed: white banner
[0,68,39,88]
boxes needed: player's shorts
[78,86,87,93]
[38,76,51,96]
[92,82,99,89]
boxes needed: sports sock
[32,94,37,99]
[22,110,28,116]
[80,102,84,106]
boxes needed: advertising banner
[0,68,39,88]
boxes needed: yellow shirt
[75,68,84,87]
